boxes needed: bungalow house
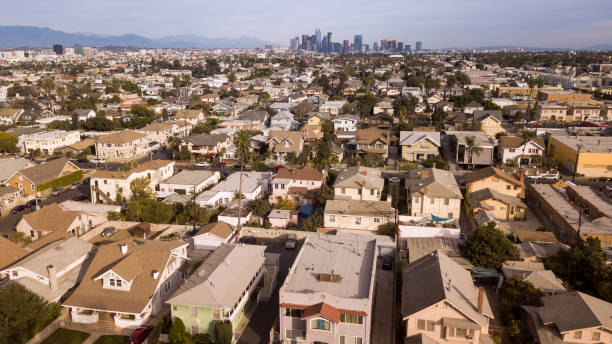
[357,113,393,131]
[158,170,220,198]
[333,166,384,201]
[498,136,546,167]
[373,101,394,115]
[73,109,96,121]
[268,209,298,228]
[445,131,496,168]
[300,125,323,144]
[196,171,271,208]
[63,240,189,328]
[0,186,21,216]
[6,158,81,197]
[217,199,252,227]
[0,157,32,184]
[319,100,347,115]
[192,221,236,250]
[168,244,271,340]
[501,261,565,294]
[354,129,391,159]
[175,109,205,125]
[181,133,232,156]
[523,292,612,344]
[399,131,441,162]
[267,131,304,163]
[463,101,484,114]
[95,130,149,162]
[463,166,524,198]
[0,236,28,278]
[15,203,102,241]
[307,112,331,127]
[473,110,504,137]
[467,188,526,221]
[269,166,325,204]
[402,251,495,344]
[1,237,95,302]
[0,108,25,124]
[324,199,394,232]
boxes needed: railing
[113,314,147,328]
[71,311,99,324]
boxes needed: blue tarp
[298,204,314,218]
[431,214,450,222]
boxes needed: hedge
[37,170,84,192]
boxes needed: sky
[1,0,611,49]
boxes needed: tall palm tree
[465,136,483,169]
[233,130,251,240]
[519,130,534,167]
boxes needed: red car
[272,165,285,171]
[127,326,153,344]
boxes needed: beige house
[354,129,390,158]
[181,133,232,156]
[174,109,204,125]
[95,130,149,162]
[333,166,384,201]
[267,131,304,163]
[399,131,441,162]
[6,158,81,197]
[402,251,495,344]
[474,111,504,137]
[464,166,524,198]
[324,199,394,232]
[467,188,526,221]
[15,203,95,241]
[406,168,462,220]
[0,108,24,124]
[136,121,192,145]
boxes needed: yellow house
[399,131,441,161]
[474,110,504,137]
[548,136,612,178]
[467,188,526,221]
[306,112,331,127]
[464,166,524,198]
[6,158,81,197]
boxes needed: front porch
[69,306,152,329]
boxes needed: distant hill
[0,26,273,49]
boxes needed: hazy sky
[1,0,611,48]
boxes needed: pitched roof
[467,188,526,209]
[194,221,235,239]
[0,158,30,181]
[97,130,147,144]
[333,166,384,190]
[402,251,494,327]
[407,168,462,199]
[302,302,341,323]
[239,110,268,122]
[0,108,23,120]
[463,166,523,187]
[185,133,228,146]
[354,128,390,145]
[474,110,503,122]
[63,239,186,314]
[399,131,441,147]
[499,136,545,149]
[0,236,28,270]
[21,203,81,233]
[275,166,324,181]
[536,291,612,333]
[18,158,79,185]
[175,109,203,119]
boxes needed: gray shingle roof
[399,131,441,147]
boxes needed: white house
[18,130,81,155]
[332,114,358,133]
[319,100,347,115]
[196,171,271,207]
[158,170,220,198]
[270,110,297,131]
[498,136,546,167]
[192,221,236,250]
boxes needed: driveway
[371,257,394,344]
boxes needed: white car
[91,158,105,164]
[541,174,559,181]
[195,161,210,167]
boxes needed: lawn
[41,328,90,344]
[93,335,129,344]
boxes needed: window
[374,218,380,223]
[212,309,220,320]
[514,185,519,190]
[116,279,122,287]
[417,319,426,330]
[370,189,374,196]
[509,148,515,152]
[342,188,346,194]
[191,326,198,335]
[285,308,303,318]
[448,327,473,338]
[109,279,115,286]
[329,215,335,222]
[414,197,419,203]
[574,331,582,339]
[592,332,600,341]
[172,305,177,311]
[340,314,363,324]
[444,198,450,205]
[448,212,454,219]
[190,306,197,317]
[285,329,306,340]
[355,217,361,224]
[506,185,511,190]
[340,336,363,344]
[311,319,331,331]
[430,198,434,204]
[426,320,435,331]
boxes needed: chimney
[361,181,366,188]
[423,187,428,195]
[120,244,128,254]
[152,270,159,280]
[47,265,58,291]
[477,287,485,314]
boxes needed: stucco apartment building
[324,199,395,232]
[406,168,462,221]
[95,130,149,162]
[279,233,394,344]
[547,135,612,178]
[17,130,81,154]
[136,121,192,145]
[91,160,175,204]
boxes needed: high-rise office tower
[301,35,309,50]
[73,44,83,55]
[354,35,363,53]
[416,41,423,52]
[397,42,404,52]
[53,44,64,55]
[343,40,349,54]
[373,42,379,52]
[322,37,329,52]
[315,29,321,51]
[326,32,333,51]
[406,44,412,53]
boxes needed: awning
[441,317,481,330]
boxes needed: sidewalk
[25,308,69,344]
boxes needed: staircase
[92,186,115,204]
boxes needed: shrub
[37,170,84,191]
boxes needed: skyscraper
[416,41,423,52]
[373,42,379,52]
[397,42,404,52]
[53,44,64,55]
[326,32,333,52]
[315,29,321,52]
[354,35,363,53]
[343,40,349,54]
[301,35,309,50]
[73,44,83,55]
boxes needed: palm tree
[465,136,483,169]
[519,130,534,167]
[233,130,252,240]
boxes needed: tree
[422,155,448,170]
[392,94,418,120]
[519,130,534,167]
[234,130,252,239]
[460,222,520,268]
[0,132,18,152]
[169,317,192,344]
[125,200,175,224]
[130,177,153,201]
[83,116,114,131]
[215,321,232,344]
[276,198,297,210]
[499,277,543,343]
[432,106,447,130]
[302,213,323,231]
[174,146,192,161]
[356,92,378,118]
[465,136,483,169]
[175,204,211,226]
[285,152,298,168]
[377,222,397,237]
[247,199,271,218]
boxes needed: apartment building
[90,160,175,204]
[324,199,395,232]
[136,121,192,145]
[95,130,149,162]
[333,166,384,201]
[547,135,612,178]
[332,114,358,133]
[406,168,462,220]
[17,130,81,154]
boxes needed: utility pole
[192,185,197,233]
[572,143,583,182]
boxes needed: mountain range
[0,26,273,49]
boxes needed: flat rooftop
[550,135,612,153]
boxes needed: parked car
[127,326,153,344]
[72,194,89,201]
[82,177,91,185]
[91,158,105,164]
[77,158,89,163]
[285,233,297,249]
[240,236,256,245]
[101,226,117,238]
[382,256,393,270]
[541,174,559,181]
[272,165,285,171]
[526,174,542,180]
[51,188,63,197]
[213,162,226,168]
[10,205,27,214]
[25,199,41,208]
[195,161,210,167]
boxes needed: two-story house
[181,133,232,156]
[175,109,205,125]
[267,131,304,163]
[136,121,192,145]
[463,166,524,198]
[446,131,496,168]
[399,131,441,162]
[270,110,297,131]
[354,129,391,159]
[498,136,546,167]
[324,199,395,232]
[15,203,99,241]
[473,110,504,137]
[406,168,463,220]
[6,158,81,197]
[95,130,150,162]
[269,166,325,204]
[332,114,358,133]
[333,166,384,201]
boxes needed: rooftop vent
[152,270,159,279]
[318,273,342,283]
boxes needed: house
[6,158,81,197]
[219,111,268,131]
[73,109,96,121]
[192,221,236,250]
[0,157,32,184]
[279,233,394,344]
[16,203,97,240]
[319,100,347,115]
[267,131,304,163]
[373,100,394,115]
[498,136,546,167]
[200,93,220,103]
[463,101,484,114]
[501,261,565,294]
[402,251,495,344]
[523,292,612,344]
[64,240,189,328]
[237,94,259,106]
[136,121,192,145]
[17,130,81,155]
[406,168,462,220]
[332,114,358,133]
[399,131,441,162]
[1,237,95,302]
[217,199,252,227]
[0,186,21,216]
[181,133,232,156]
[547,135,612,178]
[300,124,323,144]
[333,166,384,201]
[324,199,394,232]
[446,131,496,168]
[168,243,273,340]
[0,108,25,124]
[58,201,122,230]
[354,129,390,159]
[269,166,325,204]
[467,188,526,221]
[95,130,149,162]
[268,209,299,228]
[307,112,331,127]
[90,160,175,204]
[408,113,433,127]
[435,101,455,112]
[158,170,220,197]
[270,110,297,131]
[473,110,504,137]
[464,166,524,198]
[175,109,204,125]
[196,171,271,207]
[0,236,28,278]
[58,138,95,156]
[357,113,393,131]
